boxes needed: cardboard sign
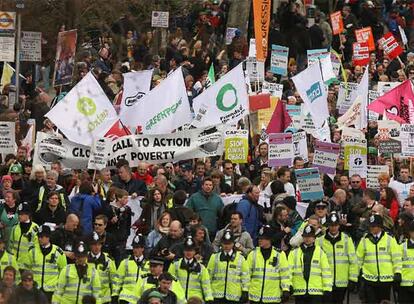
[151,11,169,28]
[377,120,401,153]
[295,168,324,201]
[330,11,344,35]
[313,141,340,175]
[355,27,375,51]
[268,133,293,167]
[352,42,370,66]
[271,45,289,76]
[367,165,389,189]
[224,129,249,163]
[379,32,403,60]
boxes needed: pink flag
[266,100,292,133]
[367,80,414,123]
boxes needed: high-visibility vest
[288,245,332,296]
[88,252,116,303]
[400,240,414,286]
[168,258,213,301]
[207,251,249,301]
[247,247,290,303]
[51,264,102,304]
[356,232,402,282]
[27,243,67,292]
[138,275,186,304]
[8,222,38,267]
[0,251,20,281]
[37,186,66,212]
[114,256,149,303]
[317,232,358,287]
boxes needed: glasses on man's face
[94,223,104,227]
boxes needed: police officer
[115,234,149,304]
[52,241,101,304]
[88,232,116,304]
[207,229,249,304]
[247,225,290,303]
[0,237,19,280]
[8,202,39,268]
[356,214,402,303]
[168,235,213,302]
[139,257,185,304]
[288,224,332,304]
[26,225,67,302]
[400,220,414,303]
[317,212,358,304]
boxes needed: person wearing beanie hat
[9,202,39,267]
[138,272,178,304]
[399,220,414,303]
[8,163,26,192]
[246,224,290,303]
[87,231,116,304]
[168,236,213,302]
[207,229,250,303]
[316,212,358,304]
[147,290,164,304]
[288,224,332,302]
[116,233,150,303]
[356,213,402,303]
[26,224,67,302]
[52,241,101,304]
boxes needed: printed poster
[268,133,293,167]
[295,168,324,201]
[52,29,77,86]
[224,129,249,163]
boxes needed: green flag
[206,64,215,88]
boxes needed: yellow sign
[224,129,249,163]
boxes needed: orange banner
[330,11,344,35]
[253,0,271,62]
[355,27,375,51]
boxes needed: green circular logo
[216,83,238,112]
[77,97,96,116]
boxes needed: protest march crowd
[3,0,414,303]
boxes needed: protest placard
[337,82,359,114]
[349,154,367,178]
[21,31,41,62]
[379,32,403,60]
[352,42,370,66]
[400,124,414,156]
[368,90,380,121]
[52,30,77,86]
[367,165,389,189]
[307,48,328,66]
[246,57,265,82]
[0,11,16,62]
[300,104,316,133]
[261,82,283,99]
[88,138,111,170]
[225,27,238,45]
[312,141,340,175]
[268,133,293,167]
[342,127,367,170]
[271,45,289,76]
[0,121,15,155]
[125,197,143,249]
[377,120,401,153]
[292,131,308,163]
[377,81,399,95]
[330,11,343,35]
[151,11,169,28]
[224,129,249,163]
[286,105,302,131]
[355,27,375,51]
[295,168,324,201]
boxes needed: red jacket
[380,198,399,222]
[134,172,153,186]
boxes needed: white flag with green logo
[291,62,329,128]
[120,67,192,134]
[192,63,249,128]
[45,72,118,146]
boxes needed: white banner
[121,67,192,134]
[292,63,328,128]
[0,121,15,155]
[46,72,118,146]
[192,64,249,128]
[90,125,225,167]
[32,132,91,170]
[119,70,153,126]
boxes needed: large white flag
[45,72,118,146]
[119,70,153,124]
[192,63,249,128]
[292,62,329,128]
[120,67,192,134]
[337,66,369,129]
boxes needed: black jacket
[113,178,147,196]
[8,284,48,304]
[34,205,66,226]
